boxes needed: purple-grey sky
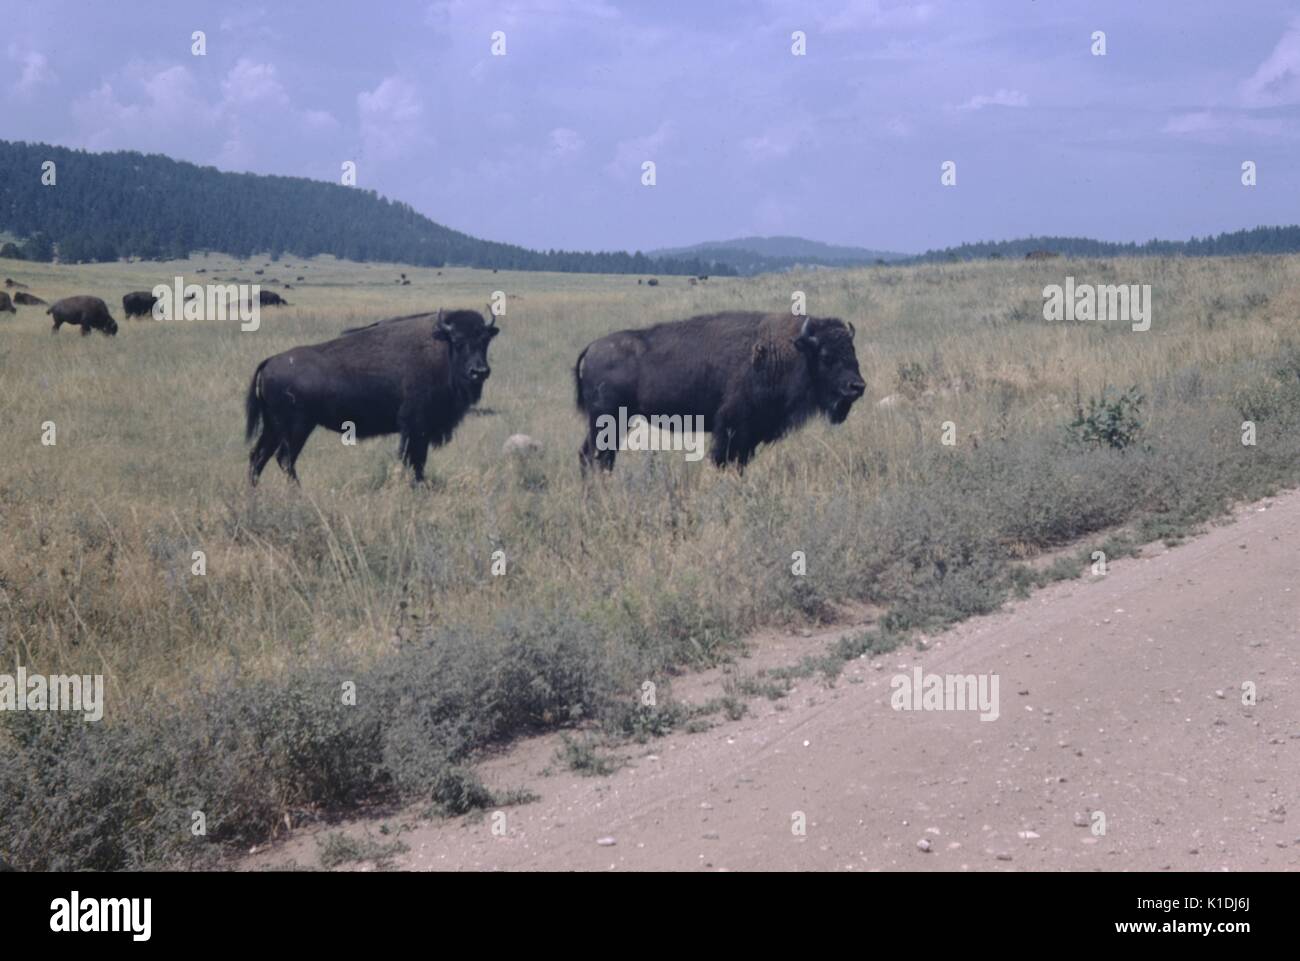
[3,0,1298,254]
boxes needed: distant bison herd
[1,274,868,479]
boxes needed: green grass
[3,251,1300,869]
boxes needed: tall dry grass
[3,251,1300,867]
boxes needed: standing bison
[574,311,865,471]
[245,309,498,485]
[0,292,14,314]
[122,291,160,318]
[48,296,119,336]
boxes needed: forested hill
[909,227,1300,263]
[0,140,734,275]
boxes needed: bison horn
[485,302,496,327]
[847,320,856,339]
[799,316,812,339]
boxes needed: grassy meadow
[4,250,1300,869]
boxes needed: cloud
[741,123,815,161]
[358,77,430,163]
[606,122,674,180]
[1162,109,1296,142]
[549,127,584,156]
[815,0,936,33]
[953,88,1027,111]
[1240,17,1300,107]
[221,59,290,106]
[7,44,54,99]
[69,58,338,169]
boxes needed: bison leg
[580,414,616,473]
[710,419,756,471]
[80,324,92,337]
[275,420,314,484]
[248,429,278,486]
[405,435,430,484]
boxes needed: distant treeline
[908,227,1300,263]
[0,140,735,276]
[649,246,887,276]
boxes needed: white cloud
[1163,109,1295,141]
[816,0,936,33]
[69,59,338,168]
[221,59,290,106]
[7,44,54,99]
[953,88,1027,111]
[549,127,584,156]
[741,123,814,161]
[606,122,673,179]
[358,77,429,163]
[1240,17,1300,107]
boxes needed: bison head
[794,316,865,424]
[434,309,499,400]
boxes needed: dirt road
[249,492,1300,871]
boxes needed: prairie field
[3,251,1300,869]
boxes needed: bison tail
[245,359,269,442]
[573,344,591,411]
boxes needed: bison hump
[750,313,802,382]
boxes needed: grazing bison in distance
[0,292,14,314]
[122,291,159,318]
[245,309,498,485]
[48,296,118,336]
[574,311,865,471]
[14,292,46,306]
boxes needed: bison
[574,311,865,471]
[0,292,14,314]
[245,308,498,485]
[258,290,289,307]
[14,292,47,306]
[48,296,118,336]
[122,290,159,319]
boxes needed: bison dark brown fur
[245,309,498,485]
[0,292,14,314]
[47,296,118,336]
[574,311,865,471]
[122,291,159,318]
[13,292,46,306]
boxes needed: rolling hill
[0,140,735,276]
[650,235,906,275]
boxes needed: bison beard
[244,309,497,485]
[574,311,866,471]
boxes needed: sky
[2,0,1298,255]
